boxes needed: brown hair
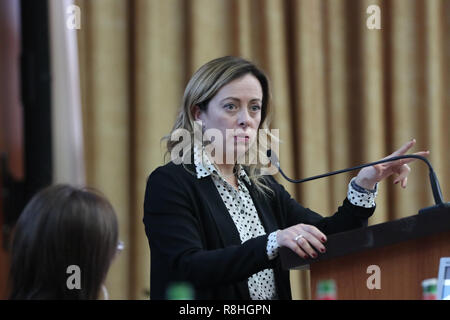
[8,184,118,300]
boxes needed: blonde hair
[161,56,278,198]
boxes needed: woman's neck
[214,163,236,177]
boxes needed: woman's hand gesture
[355,139,430,190]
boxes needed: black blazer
[143,160,375,300]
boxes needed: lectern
[280,206,450,299]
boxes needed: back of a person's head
[8,184,118,300]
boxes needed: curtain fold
[133,0,187,299]
[49,0,86,186]
[359,0,388,225]
[76,0,450,300]
[77,0,131,299]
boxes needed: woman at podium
[143,56,428,300]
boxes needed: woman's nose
[238,109,251,127]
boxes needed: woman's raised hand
[354,139,430,190]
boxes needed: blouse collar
[193,144,251,185]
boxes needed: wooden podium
[280,206,450,299]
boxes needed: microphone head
[267,149,280,168]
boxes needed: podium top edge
[280,205,450,270]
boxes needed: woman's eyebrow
[220,97,262,103]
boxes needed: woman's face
[194,73,263,164]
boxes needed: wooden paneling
[311,231,450,299]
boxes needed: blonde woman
[143,56,428,300]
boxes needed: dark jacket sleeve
[267,175,375,235]
[143,166,274,289]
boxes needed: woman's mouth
[234,135,249,142]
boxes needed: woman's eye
[224,104,236,111]
[251,105,261,111]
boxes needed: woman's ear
[192,105,202,121]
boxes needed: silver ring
[294,234,304,241]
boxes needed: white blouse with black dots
[193,144,377,300]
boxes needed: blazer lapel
[185,153,242,247]
[199,177,242,247]
[199,175,278,246]
[186,152,251,299]
[197,174,277,300]
[244,180,278,234]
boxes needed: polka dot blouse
[194,144,278,300]
[193,144,378,300]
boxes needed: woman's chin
[234,143,248,152]
[234,145,251,163]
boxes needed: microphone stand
[267,150,449,215]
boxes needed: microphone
[267,150,449,214]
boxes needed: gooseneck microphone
[267,150,449,214]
